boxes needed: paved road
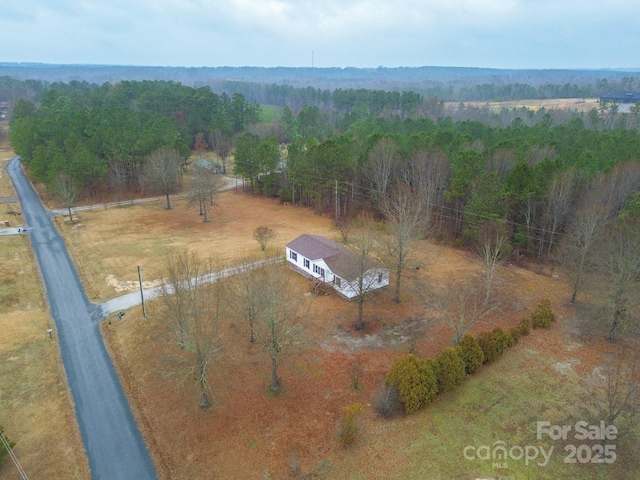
[7,158,157,480]
[49,172,239,217]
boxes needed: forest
[7,78,640,300]
[8,80,259,194]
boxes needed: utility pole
[138,266,146,318]
[335,180,339,223]
[0,428,28,480]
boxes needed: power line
[0,429,28,480]
[276,167,585,245]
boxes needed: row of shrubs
[380,299,556,416]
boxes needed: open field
[0,127,24,227]
[0,151,89,478]
[448,97,600,113]
[53,182,640,479]
[54,189,338,302]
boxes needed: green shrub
[386,354,438,414]
[339,403,365,447]
[477,331,498,363]
[456,334,484,374]
[509,317,531,343]
[518,316,531,336]
[531,298,555,328]
[509,325,522,343]
[477,327,511,363]
[493,327,512,355]
[434,348,467,392]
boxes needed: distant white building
[285,234,389,299]
[599,92,640,104]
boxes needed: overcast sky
[1,0,638,70]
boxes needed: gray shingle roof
[286,234,342,260]
[286,234,384,282]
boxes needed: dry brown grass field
[4,122,639,478]
[53,175,639,479]
[0,139,90,479]
[54,189,340,302]
[447,97,600,113]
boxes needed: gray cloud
[1,0,638,68]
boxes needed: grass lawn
[54,186,339,302]
[0,145,88,478]
[0,236,89,479]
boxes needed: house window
[313,265,325,277]
[289,251,297,261]
[304,258,310,269]
[378,273,383,283]
[334,277,341,287]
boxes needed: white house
[285,234,389,299]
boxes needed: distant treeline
[1,67,639,107]
[201,76,638,105]
[211,80,602,107]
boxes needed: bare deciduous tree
[527,144,558,167]
[145,147,183,210]
[207,129,233,174]
[349,221,384,330]
[54,173,79,222]
[539,169,576,259]
[380,184,425,303]
[603,160,640,213]
[556,174,614,303]
[253,225,277,251]
[474,220,512,305]
[187,165,222,222]
[256,265,308,392]
[333,217,352,243]
[583,351,639,426]
[592,219,640,341]
[417,279,495,344]
[486,148,517,182]
[232,257,265,343]
[404,149,450,231]
[108,158,126,201]
[362,137,400,208]
[160,251,226,408]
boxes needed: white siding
[330,268,389,299]
[286,246,388,299]
[285,247,303,270]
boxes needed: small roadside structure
[194,158,223,174]
[285,234,389,299]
